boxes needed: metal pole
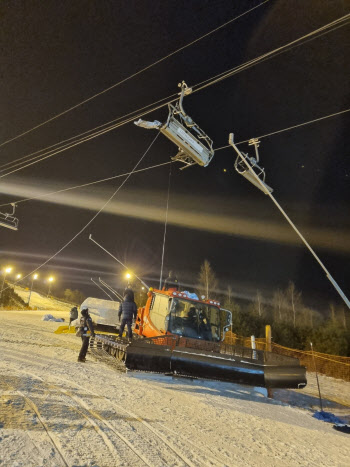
[89,234,149,289]
[159,163,172,289]
[229,134,350,310]
[0,273,7,303]
[99,278,123,301]
[251,335,257,360]
[91,278,114,301]
[310,342,323,412]
[27,278,34,306]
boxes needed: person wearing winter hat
[69,306,78,328]
[118,294,137,340]
[77,307,95,362]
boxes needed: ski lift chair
[135,81,215,169]
[0,203,19,231]
[229,134,273,195]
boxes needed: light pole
[27,274,38,307]
[125,272,132,291]
[14,273,22,293]
[47,276,54,297]
[0,267,12,303]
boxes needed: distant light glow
[48,276,54,282]
[33,274,38,280]
[16,273,22,279]
[126,273,131,279]
[2,180,350,253]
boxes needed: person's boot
[77,357,86,362]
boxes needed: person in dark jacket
[118,295,137,340]
[69,306,78,327]
[162,271,180,291]
[124,284,135,302]
[78,308,95,362]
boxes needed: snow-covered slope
[14,286,73,312]
[1,309,349,467]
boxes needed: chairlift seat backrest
[161,105,214,167]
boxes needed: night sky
[1,0,349,311]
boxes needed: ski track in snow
[0,309,350,467]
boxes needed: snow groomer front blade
[125,339,172,373]
[170,347,266,386]
[263,351,307,388]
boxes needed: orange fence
[224,331,350,382]
[224,331,267,351]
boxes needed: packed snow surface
[1,309,349,467]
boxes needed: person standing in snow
[69,306,78,328]
[162,270,180,292]
[77,308,95,362]
[118,294,137,340]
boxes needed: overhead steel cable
[214,108,350,151]
[0,12,348,179]
[0,160,172,207]
[1,106,348,209]
[0,97,178,180]
[2,132,160,293]
[191,13,350,94]
[0,1,270,149]
[0,91,178,173]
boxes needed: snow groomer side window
[168,299,220,341]
[149,294,169,331]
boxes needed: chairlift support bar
[99,277,123,301]
[89,234,150,290]
[91,278,115,301]
[229,133,350,310]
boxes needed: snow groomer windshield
[168,298,221,341]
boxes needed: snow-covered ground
[1,309,349,467]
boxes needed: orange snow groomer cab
[134,288,231,342]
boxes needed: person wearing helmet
[77,307,95,362]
